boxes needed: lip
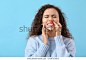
[47,22,54,26]
[50,21,54,24]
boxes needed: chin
[46,27,54,31]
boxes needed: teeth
[48,24,53,25]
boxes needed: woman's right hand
[42,24,48,45]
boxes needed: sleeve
[54,35,76,57]
[25,37,49,57]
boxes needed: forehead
[43,8,58,15]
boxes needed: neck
[47,30,56,38]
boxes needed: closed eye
[44,15,49,18]
[45,17,48,18]
[52,15,57,18]
[53,16,56,18]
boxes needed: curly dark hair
[28,4,74,39]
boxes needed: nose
[48,17,54,22]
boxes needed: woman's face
[42,8,59,31]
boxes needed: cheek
[42,18,47,23]
[54,18,59,22]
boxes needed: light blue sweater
[25,34,76,57]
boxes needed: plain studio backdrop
[0,0,86,57]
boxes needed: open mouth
[47,21,54,26]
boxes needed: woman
[25,4,76,57]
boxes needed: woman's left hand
[53,21,62,36]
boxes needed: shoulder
[27,35,42,44]
[62,35,75,47]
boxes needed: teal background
[0,0,86,57]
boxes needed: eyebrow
[44,14,57,16]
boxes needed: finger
[42,26,44,33]
[42,24,44,35]
[57,22,62,32]
[57,22,62,28]
[42,24,46,35]
[53,21,59,28]
[44,24,46,28]
[43,24,44,28]
[43,24,45,30]
[44,24,47,34]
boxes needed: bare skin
[42,8,62,45]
